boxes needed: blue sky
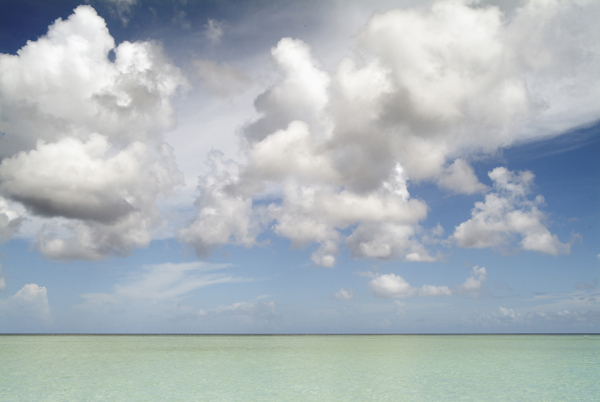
[0,0,598,333]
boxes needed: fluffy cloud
[453,167,570,255]
[499,306,517,320]
[0,283,50,322]
[214,300,276,318]
[334,288,354,300]
[455,266,487,296]
[182,1,598,266]
[368,266,487,299]
[437,159,489,195]
[0,135,178,223]
[0,196,23,242]
[178,151,262,258]
[369,273,451,298]
[0,6,185,260]
[346,222,434,262]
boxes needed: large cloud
[182,1,598,266]
[0,6,185,259]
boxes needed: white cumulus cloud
[452,167,570,255]
[368,266,488,299]
[0,5,186,260]
[0,196,23,242]
[181,1,598,266]
[437,159,489,195]
[0,283,50,322]
[368,273,451,299]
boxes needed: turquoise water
[1,335,598,401]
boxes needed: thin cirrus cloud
[78,261,250,314]
[180,0,596,266]
[74,261,268,328]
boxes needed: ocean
[1,334,598,401]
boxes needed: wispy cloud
[205,19,224,44]
[334,288,354,300]
[78,261,252,316]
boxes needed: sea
[1,334,598,401]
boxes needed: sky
[0,0,598,334]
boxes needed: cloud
[243,37,330,143]
[368,266,487,299]
[437,159,489,195]
[101,0,138,26]
[0,283,50,322]
[455,266,487,296]
[345,222,435,262]
[335,288,354,300]
[172,298,278,324]
[178,151,262,258]
[452,167,570,255]
[76,261,254,326]
[214,300,276,318]
[0,197,23,243]
[496,305,600,326]
[368,273,451,299]
[0,6,186,260]
[394,300,406,314]
[71,261,264,329]
[499,306,517,320]
[182,1,598,266]
[205,19,224,45]
[1,135,168,223]
[80,261,245,307]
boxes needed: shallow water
[1,335,598,401]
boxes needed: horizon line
[1,333,598,336]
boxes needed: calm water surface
[1,335,598,401]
